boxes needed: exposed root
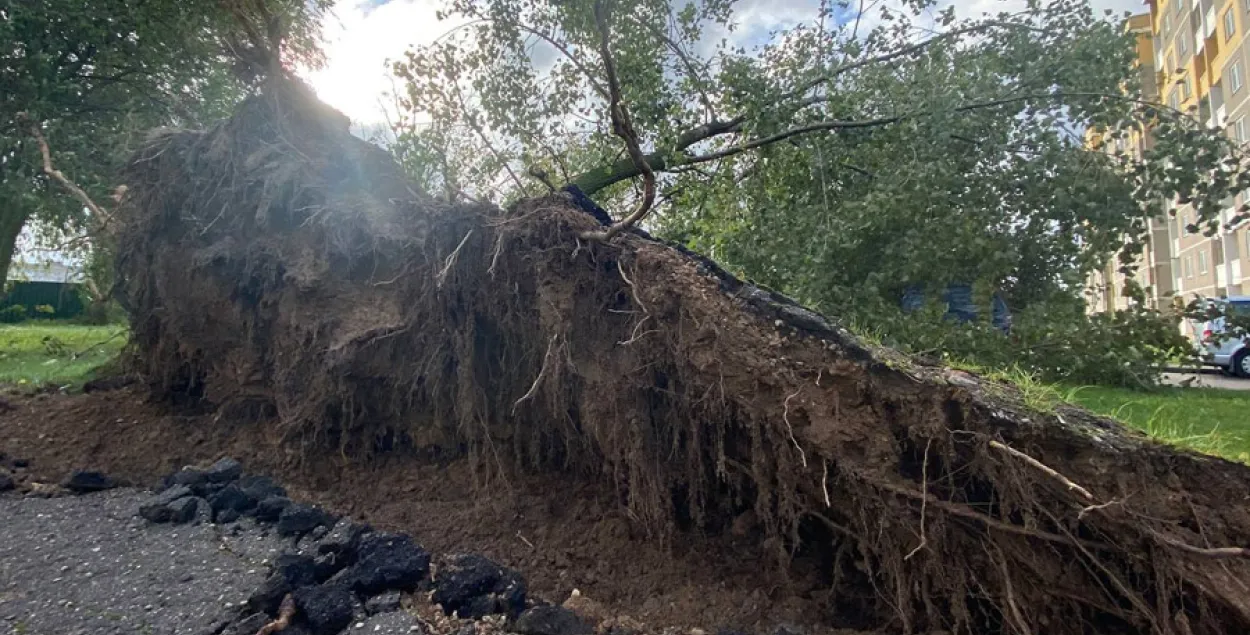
[436,229,474,288]
[990,439,1094,501]
[904,438,931,561]
[256,593,295,635]
[782,389,807,468]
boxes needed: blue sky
[305,0,1150,124]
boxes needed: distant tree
[0,0,331,285]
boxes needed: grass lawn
[0,323,127,387]
[1065,384,1250,464]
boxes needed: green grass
[0,323,127,387]
[1065,384,1250,464]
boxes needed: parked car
[1192,296,1250,377]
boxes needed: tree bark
[0,206,33,290]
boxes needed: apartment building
[1088,3,1250,324]
[1087,13,1174,313]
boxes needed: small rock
[247,574,291,615]
[364,590,401,615]
[275,554,319,587]
[209,484,258,515]
[315,518,367,555]
[167,496,206,524]
[515,606,594,635]
[771,625,804,635]
[431,553,526,619]
[153,484,194,506]
[191,497,214,525]
[216,508,242,524]
[255,496,292,522]
[293,584,354,635]
[205,457,243,483]
[312,553,345,582]
[168,468,211,491]
[0,471,14,492]
[277,504,336,537]
[343,533,430,595]
[238,475,286,501]
[139,503,175,524]
[139,485,194,523]
[63,470,115,493]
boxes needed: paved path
[0,489,284,635]
[1161,371,1250,391]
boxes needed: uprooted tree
[112,29,1250,635]
[388,0,1250,385]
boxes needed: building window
[1185,255,1194,278]
[1176,0,1184,16]
[1238,118,1248,144]
[1180,32,1189,58]
[1170,89,1181,110]
[1169,51,1177,73]
[1227,10,1237,41]
[1233,62,1245,93]
[1181,78,1191,100]
[1199,249,1209,274]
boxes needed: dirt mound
[111,76,1250,634]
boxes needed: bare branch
[580,0,657,243]
[19,113,115,228]
[789,20,1055,101]
[571,90,1154,195]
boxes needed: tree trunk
[0,205,33,290]
[111,78,1250,635]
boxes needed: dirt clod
[63,470,116,493]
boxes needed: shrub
[856,300,1191,388]
[0,304,27,323]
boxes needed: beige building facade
[1088,3,1250,331]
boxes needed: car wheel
[1234,350,1250,379]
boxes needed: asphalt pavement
[1161,371,1250,390]
[0,489,284,635]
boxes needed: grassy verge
[1065,384,1250,463]
[0,323,127,388]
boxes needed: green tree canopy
[0,0,330,285]
[389,0,1250,320]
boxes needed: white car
[1194,296,1250,377]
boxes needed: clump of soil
[102,74,1250,634]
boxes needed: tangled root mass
[115,77,1250,635]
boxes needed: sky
[304,0,1150,127]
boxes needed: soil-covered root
[113,75,1250,635]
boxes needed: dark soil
[0,388,831,634]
